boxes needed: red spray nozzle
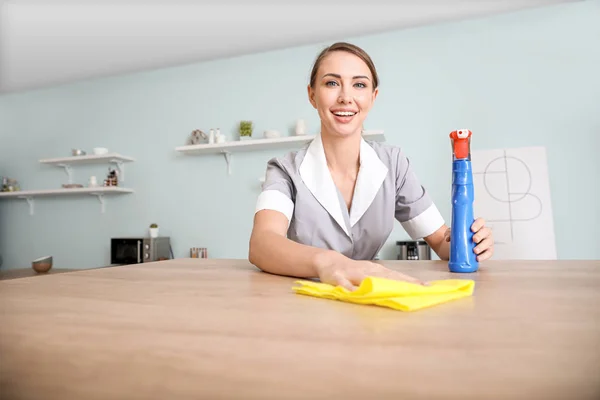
[449,129,472,160]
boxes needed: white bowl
[264,130,280,139]
[93,147,108,155]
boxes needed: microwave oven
[111,237,171,265]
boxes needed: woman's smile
[331,108,358,124]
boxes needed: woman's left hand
[471,218,494,261]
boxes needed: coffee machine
[396,241,431,261]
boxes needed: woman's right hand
[314,252,428,291]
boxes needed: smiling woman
[248,42,494,291]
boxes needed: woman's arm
[248,209,338,278]
[424,224,451,260]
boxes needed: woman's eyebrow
[321,73,370,80]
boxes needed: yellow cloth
[292,277,475,312]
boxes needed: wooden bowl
[32,256,53,273]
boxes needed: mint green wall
[1,1,598,269]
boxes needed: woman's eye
[325,81,338,87]
[354,82,366,88]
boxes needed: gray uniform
[255,134,445,260]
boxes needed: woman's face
[308,51,378,138]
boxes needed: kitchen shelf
[175,130,385,175]
[0,187,134,215]
[39,153,135,183]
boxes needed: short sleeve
[255,157,295,223]
[394,151,445,239]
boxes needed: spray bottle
[448,129,478,273]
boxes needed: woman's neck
[320,127,362,177]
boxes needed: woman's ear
[307,84,317,109]
[372,87,379,102]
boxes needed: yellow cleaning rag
[292,277,475,312]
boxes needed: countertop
[1,258,599,400]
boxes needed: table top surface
[0,268,77,280]
[1,259,599,400]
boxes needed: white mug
[88,176,98,187]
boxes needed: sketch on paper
[471,146,557,260]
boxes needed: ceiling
[0,0,579,93]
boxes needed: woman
[249,42,494,290]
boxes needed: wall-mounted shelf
[39,153,135,183]
[0,187,134,215]
[175,130,385,175]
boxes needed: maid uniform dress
[255,134,445,260]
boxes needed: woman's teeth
[333,111,356,116]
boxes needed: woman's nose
[338,87,353,103]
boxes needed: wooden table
[0,268,78,281]
[1,259,599,400]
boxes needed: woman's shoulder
[364,138,406,165]
[363,139,417,185]
[264,145,310,177]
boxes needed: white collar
[299,133,388,238]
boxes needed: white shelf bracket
[221,151,232,175]
[58,164,73,184]
[110,160,125,182]
[19,196,35,216]
[91,193,106,213]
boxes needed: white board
[471,146,557,260]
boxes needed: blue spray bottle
[448,129,478,273]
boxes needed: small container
[32,256,53,273]
[88,176,98,187]
[295,119,306,136]
[264,130,280,139]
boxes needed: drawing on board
[471,146,557,260]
